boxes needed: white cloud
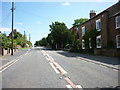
[62,2,70,6]
[0,27,11,33]
[16,22,23,25]
[0,27,21,33]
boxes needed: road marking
[0,50,30,72]
[49,62,60,74]
[49,56,54,61]
[76,85,82,88]
[66,85,72,88]
[42,50,67,74]
[66,85,83,89]
[65,77,78,88]
[53,62,67,75]
[0,59,19,72]
[41,50,83,89]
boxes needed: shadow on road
[35,47,120,66]
[57,51,120,65]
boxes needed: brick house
[78,1,120,56]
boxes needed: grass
[18,48,29,50]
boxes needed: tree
[34,41,40,47]
[49,21,68,49]
[46,33,54,47]
[72,18,88,27]
[0,34,10,49]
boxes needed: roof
[79,1,120,26]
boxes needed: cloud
[0,27,21,33]
[0,27,11,33]
[62,2,70,6]
[16,22,23,25]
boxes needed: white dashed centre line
[49,62,60,74]
[41,50,83,89]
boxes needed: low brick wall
[0,48,18,56]
[0,48,2,56]
[3,49,8,56]
[94,48,120,57]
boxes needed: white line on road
[0,59,19,72]
[53,62,67,74]
[76,85,83,88]
[49,62,60,74]
[41,50,83,89]
[66,85,83,89]
[66,85,72,88]
[0,50,30,72]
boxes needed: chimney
[90,10,96,18]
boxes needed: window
[96,19,101,31]
[89,38,92,48]
[116,16,120,29]
[82,39,85,49]
[116,35,120,48]
[96,35,101,48]
[82,26,85,36]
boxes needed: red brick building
[78,1,120,56]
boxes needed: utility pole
[29,34,30,42]
[29,34,30,47]
[11,2,15,55]
[24,31,26,47]
[24,31,25,38]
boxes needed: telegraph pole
[29,34,30,42]
[29,34,30,47]
[11,2,15,55]
[24,31,26,47]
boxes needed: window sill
[116,27,120,29]
[97,46,101,48]
[97,29,101,31]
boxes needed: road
[1,47,119,89]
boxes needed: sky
[0,0,118,45]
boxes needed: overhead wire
[0,11,11,24]
[16,7,52,21]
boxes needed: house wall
[107,2,120,48]
[79,11,108,48]
[78,1,120,56]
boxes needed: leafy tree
[49,21,68,49]
[46,33,54,47]
[39,37,47,46]
[0,34,10,49]
[73,18,88,27]
[34,41,40,47]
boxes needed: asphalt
[0,49,28,66]
[2,48,67,88]
[1,47,120,89]
[43,48,119,88]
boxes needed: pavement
[1,47,120,89]
[0,49,29,67]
